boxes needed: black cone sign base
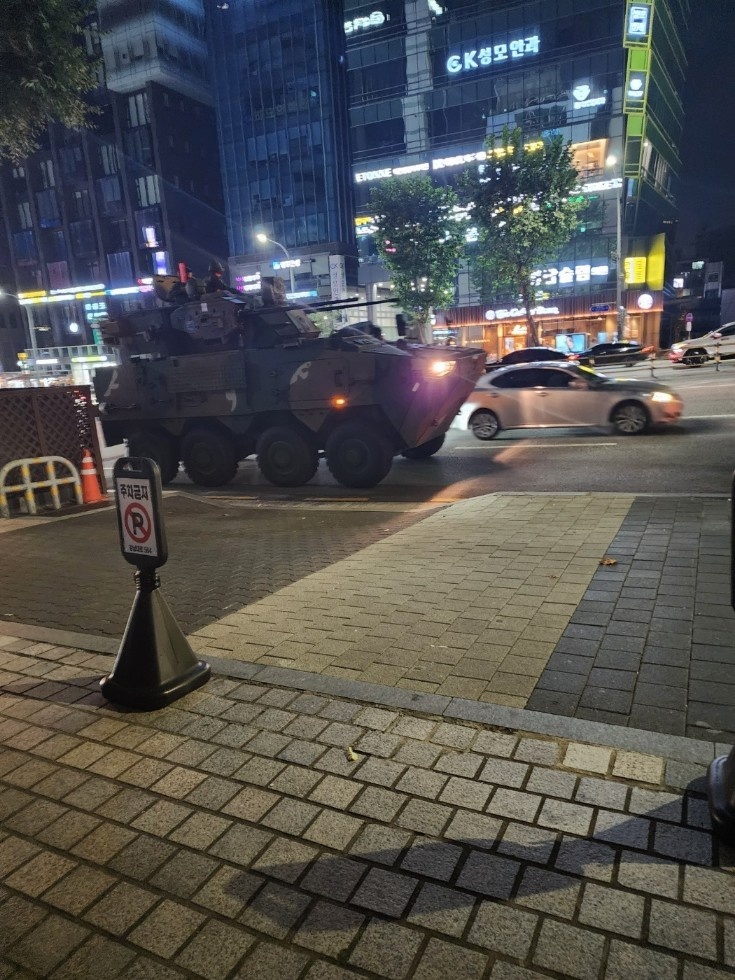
[101,576,210,710]
[707,753,735,844]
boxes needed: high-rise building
[345,0,689,353]
[207,0,357,304]
[0,0,227,371]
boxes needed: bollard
[100,456,210,710]
[707,469,735,841]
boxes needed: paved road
[100,359,735,501]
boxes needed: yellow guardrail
[0,456,83,518]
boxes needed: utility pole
[606,155,626,340]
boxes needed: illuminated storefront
[345,0,688,346]
[439,290,663,361]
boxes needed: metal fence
[0,386,106,512]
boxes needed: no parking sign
[103,455,208,712]
[113,457,168,567]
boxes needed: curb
[0,620,718,766]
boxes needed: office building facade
[345,0,689,353]
[207,0,357,304]
[0,0,227,372]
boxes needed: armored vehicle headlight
[428,360,456,378]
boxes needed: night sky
[676,0,735,251]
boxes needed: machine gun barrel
[300,297,397,313]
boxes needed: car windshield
[563,363,611,385]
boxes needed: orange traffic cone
[80,449,107,505]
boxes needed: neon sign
[485,306,560,321]
[531,263,610,288]
[625,2,653,45]
[235,272,262,293]
[572,83,607,110]
[345,11,385,35]
[447,34,539,75]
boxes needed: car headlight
[650,391,674,403]
[427,359,456,378]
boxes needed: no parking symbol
[117,477,159,559]
[124,501,152,545]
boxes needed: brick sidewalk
[2,491,734,741]
[186,493,735,742]
[190,494,632,706]
[1,633,734,979]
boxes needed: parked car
[453,362,683,439]
[569,342,653,367]
[485,346,569,372]
[668,322,735,365]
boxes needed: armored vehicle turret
[94,275,485,489]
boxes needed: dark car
[570,342,653,367]
[486,346,569,372]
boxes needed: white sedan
[452,362,683,439]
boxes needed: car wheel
[126,428,180,484]
[401,434,445,459]
[470,409,500,440]
[611,401,650,435]
[325,421,394,488]
[256,426,319,487]
[181,426,238,486]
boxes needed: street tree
[0,0,99,162]
[461,127,584,347]
[371,175,465,343]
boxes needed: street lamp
[0,288,38,360]
[605,154,625,339]
[255,232,295,294]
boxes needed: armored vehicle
[94,276,485,489]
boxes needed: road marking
[685,414,735,420]
[456,442,617,450]
[679,382,735,391]
[168,491,443,513]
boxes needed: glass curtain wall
[209,0,355,259]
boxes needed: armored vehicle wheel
[611,400,650,435]
[181,426,238,486]
[470,409,500,440]
[325,421,394,489]
[256,426,319,487]
[126,429,179,484]
[401,434,446,459]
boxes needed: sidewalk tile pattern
[4,492,734,742]
[1,637,734,978]
[528,498,735,739]
[190,495,633,710]
[0,496,430,638]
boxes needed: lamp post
[605,155,625,340]
[0,288,38,362]
[255,232,295,294]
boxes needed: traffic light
[395,314,407,337]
